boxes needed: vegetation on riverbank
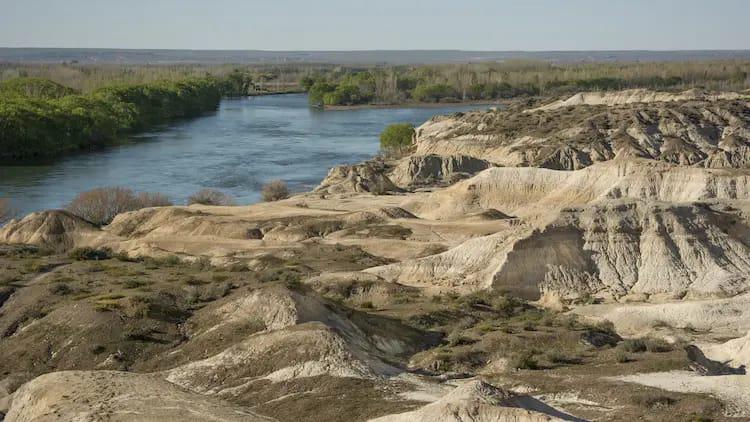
[2,59,749,158]
[302,59,750,106]
[0,62,312,93]
[0,76,236,158]
[380,123,415,156]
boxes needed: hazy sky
[1,0,748,50]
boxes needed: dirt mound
[341,207,417,225]
[0,210,98,250]
[369,380,574,422]
[163,286,434,391]
[389,154,491,188]
[413,97,750,170]
[4,370,271,422]
[166,323,384,395]
[315,161,401,195]
[463,209,514,221]
[108,206,259,239]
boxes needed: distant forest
[301,60,750,106]
[1,59,748,157]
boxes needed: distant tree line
[299,60,750,106]
[0,76,247,159]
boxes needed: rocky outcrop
[389,154,492,188]
[315,161,401,195]
[413,94,750,170]
[370,200,750,300]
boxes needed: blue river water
[0,94,498,215]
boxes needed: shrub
[509,350,539,370]
[615,349,631,363]
[645,338,674,353]
[228,262,248,272]
[67,187,172,225]
[592,320,618,336]
[123,279,146,289]
[620,338,647,353]
[69,247,112,261]
[187,189,235,206]
[48,283,72,295]
[261,180,289,202]
[546,349,574,364]
[134,192,172,208]
[379,123,414,154]
[631,394,677,409]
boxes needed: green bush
[307,81,337,106]
[69,247,112,261]
[379,123,414,153]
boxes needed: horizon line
[2,47,750,53]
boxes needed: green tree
[379,123,415,154]
[308,82,337,106]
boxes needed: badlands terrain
[2,88,750,421]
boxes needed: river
[0,94,497,216]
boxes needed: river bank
[322,99,511,111]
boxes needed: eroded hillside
[2,89,750,421]
[413,89,750,170]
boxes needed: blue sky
[1,0,748,50]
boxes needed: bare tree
[261,180,289,202]
[187,189,236,206]
[67,187,172,225]
[135,192,172,208]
